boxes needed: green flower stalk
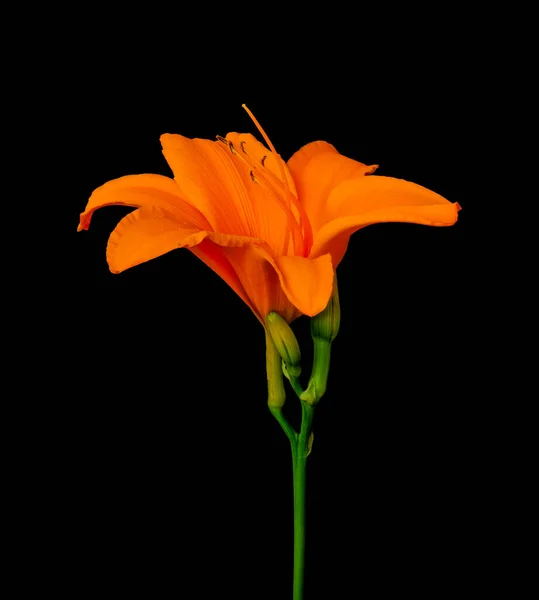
[265,278,341,600]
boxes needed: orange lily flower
[78,106,460,325]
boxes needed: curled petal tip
[77,215,88,232]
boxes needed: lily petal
[272,253,335,318]
[78,174,210,232]
[287,141,378,232]
[190,239,259,320]
[103,207,313,323]
[310,175,461,265]
[160,133,291,256]
[218,245,335,321]
[106,203,335,322]
[213,244,296,323]
[106,207,208,273]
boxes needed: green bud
[266,312,301,378]
[303,276,340,405]
[300,337,331,405]
[310,275,340,342]
[265,331,286,408]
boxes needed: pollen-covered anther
[216,136,236,155]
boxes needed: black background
[47,13,476,598]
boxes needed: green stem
[269,401,314,600]
[292,401,314,600]
[269,406,297,446]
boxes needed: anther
[215,136,236,155]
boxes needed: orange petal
[78,174,210,232]
[105,205,270,320]
[273,253,335,317]
[216,245,335,321]
[204,243,294,323]
[103,202,334,322]
[160,134,291,256]
[190,240,260,322]
[287,141,377,233]
[106,207,208,273]
[310,175,461,265]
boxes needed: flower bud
[266,332,286,408]
[303,276,340,405]
[310,276,340,342]
[300,337,331,405]
[266,311,301,378]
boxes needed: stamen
[217,135,236,155]
[218,133,291,247]
[242,104,313,256]
[242,104,281,162]
[219,111,313,256]
[236,153,302,254]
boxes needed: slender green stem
[269,401,315,600]
[269,406,297,446]
[292,401,314,600]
